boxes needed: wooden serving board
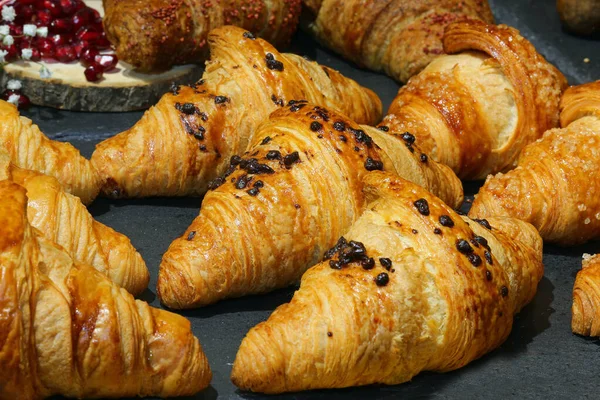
[0,0,203,112]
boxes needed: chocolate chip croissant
[0,153,149,296]
[103,0,302,72]
[303,0,495,83]
[231,171,543,393]
[573,254,600,336]
[0,180,211,399]
[380,21,567,180]
[91,25,382,199]
[469,81,600,246]
[0,101,101,205]
[157,103,463,309]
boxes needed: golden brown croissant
[91,25,382,199]
[103,0,302,72]
[0,101,102,205]
[573,254,600,336]
[0,180,211,400]
[0,153,149,296]
[469,81,600,246]
[380,21,568,180]
[303,0,495,83]
[557,0,600,36]
[157,103,463,309]
[231,171,543,393]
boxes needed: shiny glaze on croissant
[573,254,600,336]
[231,172,543,393]
[157,103,463,309]
[103,0,301,72]
[91,25,382,199]
[303,0,494,83]
[0,101,101,204]
[0,153,149,295]
[0,180,211,399]
[380,21,567,180]
[469,81,600,246]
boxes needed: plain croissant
[0,101,101,204]
[573,254,600,336]
[469,81,600,246]
[231,171,543,393]
[103,0,302,72]
[91,25,382,199]
[0,180,211,399]
[0,152,149,295]
[303,0,495,83]
[380,21,567,180]
[157,102,463,309]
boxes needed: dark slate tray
[34,0,599,398]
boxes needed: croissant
[0,153,149,296]
[231,171,543,393]
[303,0,495,83]
[0,101,101,204]
[0,180,211,399]
[573,254,600,336]
[103,0,302,72]
[469,81,600,246]
[157,102,463,309]
[380,21,568,180]
[91,26,382,199]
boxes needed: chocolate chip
[486,269,492,281]
[434,228,442,235]
[456,239,473,254]
[414,198,430,216]
[339,135,347,142]
[310,121,323,132]
[364,157,383,171]
[412,229,419,234]
[230,155,242,165]
[260,136,272,145]
[243,31,256,39]
[283,152,300,167]
[327,331,333,337]
[270,94,284,107]
[484,250,493,265]
[253,180,264,188]
[265,53,284,71]
[186,231,196,241]
[333,121,345,131]
[266,150,281,160]
[439,215,454,227]
[181,103,196,115]
[401,132,416,144]
[379,258,392,271]
[467,253,482,267]
[247,187,259,196]
[473,218,492,230]
[361,257,375,270]
[207,176,225,190]
[501,286,509,297]
[474,236,490,250]
[375,273,390,286]
[420,153,428,163]
[329,260,342,270]
[170,83,180,95]
[378,126,389,132]
[215,96,228,104]
[235,175,253,190]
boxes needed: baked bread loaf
[231,171,543,393]
[557,0,600,36]
[0,101,101,204]
[157,103,463,309]
[380,21,568,180]
[0,153,149,296]
[469,81,600,246]
[0,180,211,399]
[103,0,302,72]
[573,254,600,336]
[303,0,495,83]
[91,26,382,199]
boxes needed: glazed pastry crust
[103,0,302,72]
[0,101,101,204]
[469,81,600,246]
[303,0,494,83]
[91,26,382,199]
[157,103,463,309]
[231,172,543,393]
[0,181,211,400]
[381,21,567,180]
[0,153,149,296]
[573,254,600,336]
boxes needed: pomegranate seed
[95,53,118,71]
[1,89,18,101]
[18,94,31,110]
[50,34,70,47]
[71,8,93,30]
[9,24,23,36]
[42,0,62,18]
[73,0,85,11]
[3,45,18,62]
[36,38,55,59]
[95,34,111,50]
[84,63,103,82]
[29,48,41,61]
[72,39,89,57]
[36,10,52,26]
[55,45,76,62]
[90,8,102,23]
[80,46,98,66]
[15,5,35,23]
[76,26,101,42]
[50,18,73,34]
[59,0,77,15]
[19,0,38,4]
